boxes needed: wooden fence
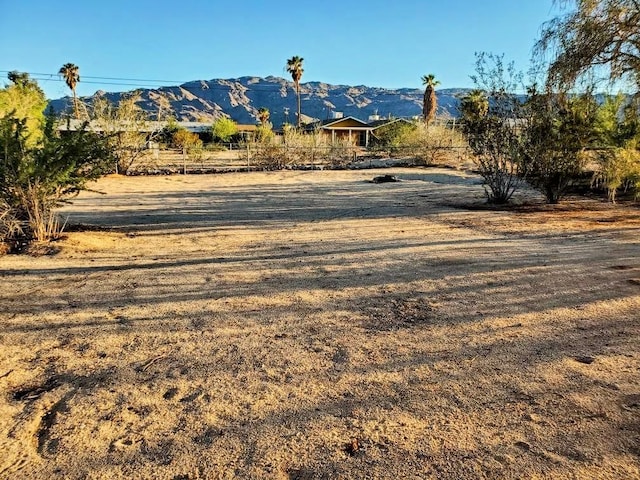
[125,144,472,174]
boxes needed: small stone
[574,355,595,365]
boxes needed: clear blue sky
[1,0,559,100]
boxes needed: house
[306,116,417,147]
[309,116,372,146]
[234,124,259,141]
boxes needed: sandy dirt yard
[1,168,639,480]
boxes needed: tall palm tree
[257,107,270,125]
[59,63,80,119]
[421,74,440,125]
[286,56,304,128]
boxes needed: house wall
[322,129,368,146]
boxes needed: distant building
[306,116,416,147]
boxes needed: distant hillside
[48,76,471,125]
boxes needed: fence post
[182,148,186,174]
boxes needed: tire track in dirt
[1,369,115,475]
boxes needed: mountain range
[48,76,471,125]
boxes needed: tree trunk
[423,89,428,122]
[296,81,301,129]
[73,89,79,120]
[424,87,437,125]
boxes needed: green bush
[0,75,112,251]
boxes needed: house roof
[319,116,370,128]
[368,118,415,129]
[307,117,416,132]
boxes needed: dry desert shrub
[371,121,468,166]
[0,198,22,247]
[403,122,468,166]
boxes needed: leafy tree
[521,88,598,203]
[464,53,525,203]
[1,97,112,248]
[421,74,440,124]
[7,71,39,89]
[211,117,238,143]
[592,94,640,201]
[0,72,47,146]
[371,120,417,156]
[159,117,181,145]
[537,0,640,89]
[91,93,157,174]
[172,129,202,150]
[286,56,304,128]
[257,107,270,125]
[459,89,489,125]
[59,63,81,119]
[255,123,274,143]
[594,93,640,146]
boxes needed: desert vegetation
[286,56,304,129]
[0,73,112,251]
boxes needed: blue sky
[1,1,559,99]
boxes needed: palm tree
[421,74,440,125]
[59,63,80,119]
[286,56,304,128]
[257,107,270,125]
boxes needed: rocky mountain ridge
[49,76,471,125]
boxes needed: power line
[0,69,295,89]
[0,69,418,94]
[0,70,186,84]
[0,72,297,92]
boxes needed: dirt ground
[1,168,639,479]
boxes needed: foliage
[246,138,283,170]
[459,89,489,124]
[421,74,440,124]
[172,129,202,150]
[159,117,181,145]
[594,93,640,146]
[521,89,598,203]
[326,137,358,167]
[409,123,467,166]
[371,120,418,152]
[286,56,304,128]
[90,93,159,174]
[593,147,640,202]
[255,123,275,143]
[59,63,81,119]
[468,117,523,203]
[244,124,358,169]
[537,0,640,89]
[0,72,47,146]
[171,128,204,163]
[592,94,640,201]
[465,53,525,203]
[211,117,238,143]
[257,107,270,125]
[373,121,466,165]
[1,106,112,249]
